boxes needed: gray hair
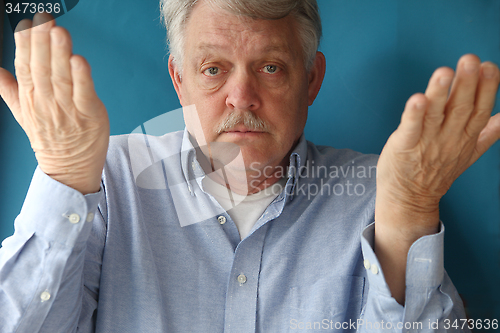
[160,0,322,72]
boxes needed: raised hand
[0,13,109,195]
[374,54,500,304]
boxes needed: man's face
[171,1,321,174]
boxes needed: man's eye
[262,65,280,74]
[203,67,220,76]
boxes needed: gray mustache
[216,111,270,134]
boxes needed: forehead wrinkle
[185,2,303,66]
[193,31,296,63]
[196,43,231,53]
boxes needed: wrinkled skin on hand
[377,55,500,234]
[0,14,109,195]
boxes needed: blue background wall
[1,0,499,324]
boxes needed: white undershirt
[203,176,286,240]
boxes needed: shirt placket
[222,183,290,332]
[223,223,269,332]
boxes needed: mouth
[222,125,265,134]
[224,130,264,134]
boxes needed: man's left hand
[374,54,499,304]
[377,54,499,238]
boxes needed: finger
[14,19,33,90]
[30,13,56,96]
[394,93,428,150]
[0,68,22,123]
[469,113,500,166]
[50,26,74,109]
[464,62,500,137]
[13,20,34,127]
[441,54,481,135]
[70,55,103,116]
[422,67,454,138]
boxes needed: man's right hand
[0,13,109,195]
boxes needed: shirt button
[40,291,51,302]
[237,274,247,284]
[218,216,226,225]
[68,213,81,224]
[370,264,379,275]
[86,213,95,222]
[363,259,371,270]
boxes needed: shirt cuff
[16,166,104,247]
[360,221,445,296]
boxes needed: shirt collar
[286,134,308,200]
[180,129,203,196]
[179,128,308,198]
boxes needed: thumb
[0,68,22,123]
[70,55,105,116]
[393,93,428,150]
[470,113,500,167]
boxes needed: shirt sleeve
[359,222,470,332]
[0,167,103,333]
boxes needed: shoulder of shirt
[303,141,378,224]
[103,130,185,175]
[305,140,379,168]
[108,130,183,154]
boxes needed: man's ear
[307,51,326,106]
[168,55,184,105]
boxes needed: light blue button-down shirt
[0,130,468,332]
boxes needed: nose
[225,69,261,111]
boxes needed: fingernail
[19,29,29,36]
[50,30,63,45]
[16,28,30,36]
[439,76,453,87]
[464,61,478,74]
[71,58,82,70]
[34,22,48,31]
[416,102,426,110]
[482,65,497,79]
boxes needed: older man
[0,0,499,332]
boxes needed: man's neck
[194,148,288,196]
[189,133,297,196]
[206,166,285,196]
